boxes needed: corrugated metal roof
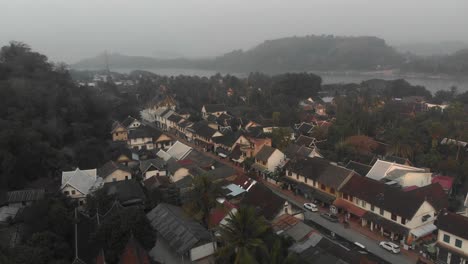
[146,203,212,254]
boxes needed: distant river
[113,68,468,94]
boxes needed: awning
[296,183,335,204]
[333,198,367,217]
[410,223,437,238]
[362,211,409,235]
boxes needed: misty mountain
[72,35,468,75]
[396,41,468,56]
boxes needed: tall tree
[217,206,269,264]
[184,174,223,227]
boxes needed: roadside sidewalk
[263,180,428,264]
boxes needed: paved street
[145,122,418,264]
[268,186,416,264]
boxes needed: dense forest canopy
[73,35,468,75]
[0,42,132,190]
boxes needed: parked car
[379,241,400,253]
[320,213,339,222]
[303,203,318,212]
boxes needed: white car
[303,203,318,212]
[379,241,400,254]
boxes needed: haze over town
[2,0,468,62]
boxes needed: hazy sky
[2,0,467,63]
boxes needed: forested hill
[0,42,133,190]
[211,35,403,72]
[72,35,402,72]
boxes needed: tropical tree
[184,174,223,227]
[217,206,270,264]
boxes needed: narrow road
[143,120,416,264]
[268,186,415,264]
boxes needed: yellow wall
[103,169,132,183]
[112,127,128,141]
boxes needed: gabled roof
[288,157,354,189]
[146,203,212,254]
[61,168,99,196]
[128,126,161,140]
[437,210,468,240]
[191,121,219,139]
[345,161,372,176]
[7,189,45,204]
[102,180,146,206]
[166,141,192,160]
[241,184,285,220]
[111,121,126,133]
[98,161,131,178]
[143,175,171,189]
[167,114,183,123]
[431,175,455,191]
[297,122,314,134]
[122,116,139,127]
[366,159,425,181]
[255,145,277,162]
[340,175,446,219]
[212,132,241,148]
[203,104,226,113]
[139,158,165,173]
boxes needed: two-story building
[437,211,468,264]
[339,174,448,245]
[284,157,355,206]
[251,145,286,178]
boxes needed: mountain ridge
[71,35,468,75]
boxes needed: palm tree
[261,236,298,264]
[217,206,269,264]
[184,174,222,227]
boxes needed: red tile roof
[432,175,455,191]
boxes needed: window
[71,190,76,195]
[349,195,353,201]
[361,200,366,207]
[330,188,335,194]
[343,193,349,200]
[401,218,406,225]
[320,184,326,190]
[125,176,129,180]
[355,197,360,204]
[443,234,450,243]
[64,191,69,195]
[455,239,462,248]
[370,205,374,211]
[288,171,292,176]
[391,213,397,221]
[296,174,299,180]
[380,208,384,215]
[304,177,308,183]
